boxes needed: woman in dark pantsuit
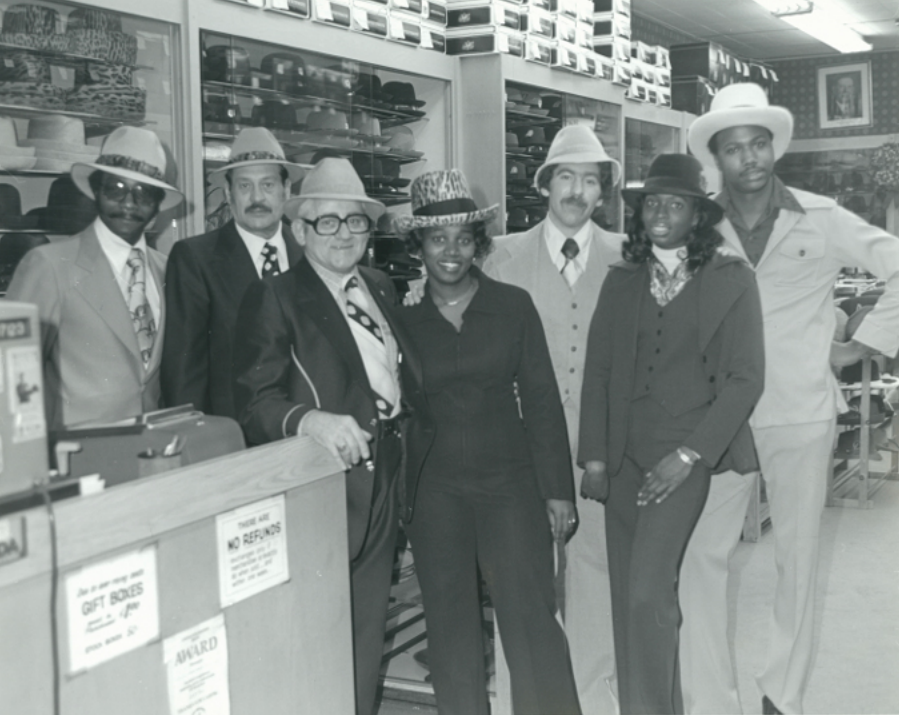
[578,154,765,715]
[395,169,582,715]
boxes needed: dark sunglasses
[100,178,165,207]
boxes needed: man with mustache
[7,127,184,430]
[483,124,625,714]
[162,127,305,418]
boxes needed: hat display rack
[200,31,438,288]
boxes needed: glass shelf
[0,40,148,70]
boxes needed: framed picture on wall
[817,62,872,130]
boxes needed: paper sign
[164,615,230,715]
[65,546,159,673]
[216,495,289,608]
[6,345,45,443]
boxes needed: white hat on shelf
[20,115,100,171]
[0,115,36,171]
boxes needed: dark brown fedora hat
[621,153,723,225]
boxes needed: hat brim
[534,153,622,188]
[70,163,185,212]
[621,185,724,226]
[283,192,386,222]
[687,106,793,167]
[208,158,306,188]
[393,205,500,234]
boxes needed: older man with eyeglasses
[7,126,183,431]
[232,157,432,715]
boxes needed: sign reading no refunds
[216,494,289,608]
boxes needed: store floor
[376,481,899,715]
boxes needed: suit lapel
[617,265,645,393]
[146,248,166,375]
[73,227,141,361]
[212,221,261,307]
[698,257,745,352]
[284,223,304,267]
[293,260,374,399]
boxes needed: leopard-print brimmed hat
[70,126,184,211]
[393,169,499,234]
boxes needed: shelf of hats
[200,30,450,288]
[0,0,182,278]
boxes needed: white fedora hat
[208,126,305,188]
[688,82,794,167]
[70,126,184,211]
[533,124,622,189]
[284,157,385,222]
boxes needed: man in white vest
[483,124,625,714]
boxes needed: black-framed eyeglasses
[100,178,164,207]
[302,214,371,236]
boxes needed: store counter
[0,436,354,715]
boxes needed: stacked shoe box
[521,0,553,65]
[627,40,670,105]
[548,0,593,74]
[670,40,760,113]
[592,0,631,87]
[387,0,423,47]
[445,0,525,57]
[350,0,391,40]
[421,0,448,53]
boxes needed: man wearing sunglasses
[7,126,183,431]
[232,157,432,715]
[162,127,305,419]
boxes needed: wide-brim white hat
[688,82,794,167]
[208,127,305,188]
[70,126,183,212]
[393,168,499,234]
[284,157,385,222]
[533,124,622,189]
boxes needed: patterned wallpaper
[631,13,698,48]
[770,51,899,140]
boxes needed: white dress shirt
[544,217,593,272]
[94,217,161,323]
[234,222,289,278]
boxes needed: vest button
[573,324,578,330]
[570,368,575,373]
[658,311,663,318]
[657,329,662,336]
[571,346,577,352]
[709,375,716,383]
[655,348,661,354]
[572,303,577,309]
[648,366,654,372]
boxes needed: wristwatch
[677,447,700,466]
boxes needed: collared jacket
[578,250,765,476]
[716,186,899,428]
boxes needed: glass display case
[0,0,182,289]
[623,117,678,188]
[504,80,622,233]
[199,30,450,287]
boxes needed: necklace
[434,279,477,307]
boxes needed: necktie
[344,276,399,418]
[261,242,281,278]
[126,247,156,368]
[561,238,582,288]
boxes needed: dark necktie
[261,242,281,278]
[561,238,582,288]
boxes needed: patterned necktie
[561,238,582,288]
[126,247,156,368]
[261,242,281,278]
[344,276,399,418]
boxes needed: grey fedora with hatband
[208,126,306,188]
[283,157,385,222]
[533,124,622,189]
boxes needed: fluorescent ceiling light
[752,0,873,53]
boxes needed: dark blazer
[398,268,574,513]
[578,250,765,476]
[161,220,303,419]
[232,258,434,552]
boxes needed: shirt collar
[544,216,592,259]
[307,258,361,294]
[717,175,806,221]
[233,221,286,257]
[93,217,148,276]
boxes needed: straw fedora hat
[533,124,622,189]
[687,82,794,168]
[393,169,499,234]
[283,157,385,222]
[208,127,306,188]
[621,154,724,225]
[70,126,184,211]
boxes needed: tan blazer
[716,187,899,429]
[6,223,166,430]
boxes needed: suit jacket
[232,258,434,551]
[6,223,166,431]
[716,187,899,429]
[161,220,303,419]
[578,251,765,477]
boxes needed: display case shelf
[0,40,149,70]
[0,103,148,130]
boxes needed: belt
[377,412,408,439]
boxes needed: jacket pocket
[774,238,826,287]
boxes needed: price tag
[353,8,370,30]
[315,0,333,20]
[272,0,290,7]
[394,0,409,7]
[498,32,509,53]
[420,27,433,49]
[136,76,147,90]
[162,80,171,95]
[247,0,265,7]
[3,60,13,68]
[388,16,404,36]
[137,34,147,51]
[276,63,285,74]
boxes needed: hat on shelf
[204,45,251,85]
[518,91,549,116]
[64,7,138,66]
[260,52,306,95]
[0,4,59,49]
[25,175,97,235]
[0,116,36,171]
[393,168,499,234]
[687,82,794,168]
[352,72,392,106]
[304,107,355,135]
[533,124,622,189]
[505,87,529,112]
[381,81,426,109]
[0,184,38,229]
[20,115,100,172]
[506,159,528,185]
[0,232,49,292]
[284,157,386,222]
[70,126,184,211]
[250,99,298,131]
[506,206,531,231]
[518,126,550,152]
[621,154,723,225]
[208,127,306,188]
[351,111,384,142]
[381,125,420,156]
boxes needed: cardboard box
[595,52,613,80]
[631,40,655,65]
[421,21,447,50]
[555,14,577,44]
[551,40,579,71]
[656,87,671,107]
[522,6,554,38]
[671,75,717,114]
[447,0,522,30]
[387,12,423,43]
[422,0,447,24]
[551,0,578,20]
[389,0,423,16]
[352,0,389,36]
[445,26,524,55]
[267,0,311,18]
[312,0,352,27]
[524,35,553,64]
[592,0,629,16]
